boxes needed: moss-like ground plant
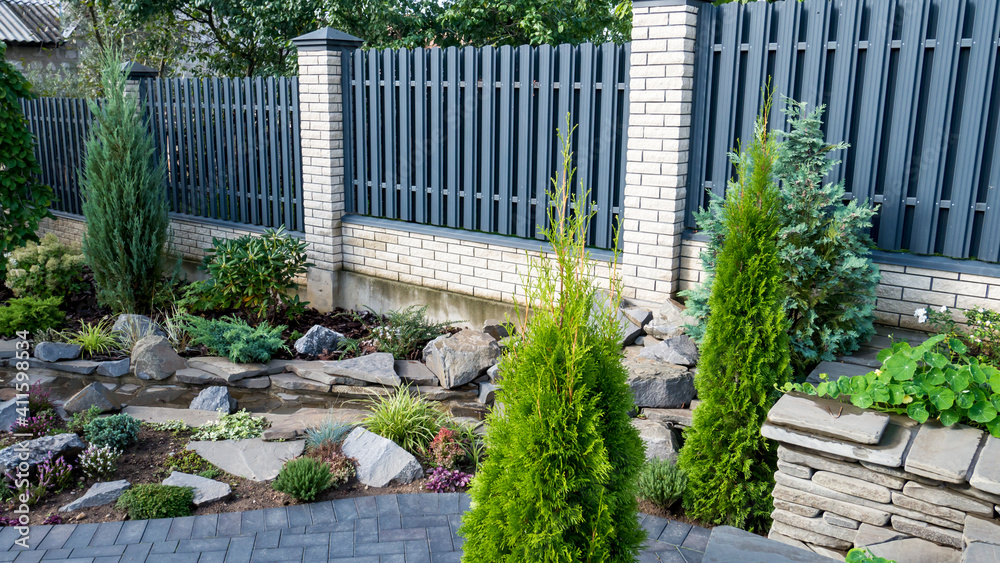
[116,484,193,519]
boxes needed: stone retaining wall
[762,392,1000,562]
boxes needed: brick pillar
[620,0,700,304]
[292,28,363,311]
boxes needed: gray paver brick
[679,547,704,563]
[328,557,377,563]
[378,528,426,542]
[401,516,447,530]
[380,554,404,563]
[120,543,151,563]
[11,553,44,563]
[196,552,225,563]
[92,556,121,563]
[62,524,100,550]
[68,546,125,559]
[434,494,458,515]
[190,515,219,539]
[249,547,302,562]
[680,526,710,552]
[40,547,73,559]
[252,530,279,550]
[176,538,230,553]
[377,515,401,530]
[166,517,196,541]
[238,512,264,535]
[304,521,354,534]
[375,495,400,518]
[38,525,77,550]
[115,522,146,546]
[657,521,692,546]
[222,537,253,563]
[307,501,335,525]
[353,540,404,556]
[216,513,241,537]
[139,520,171,544]
[284,504,312,529]
[150,540,178,554]
[149,553,199,563]
[425,527,452,553]
[355,518,377,544]
[429,552,461,563]
[262,507,288,530]
[277,532,327,547]
[89,523,123,548]
[642,515,669,542]
[333,499,359,521]
[354,497,377,519]
[301,545,326,560]
[328,531,354,558]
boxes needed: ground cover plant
[182,315,287,364]
[677,105,791,532]
[116,484,193,519]
[85,414,142,450]
[460,125,646,562]
[684,99,878,377]
[191,410,269,441]
[0,296,65,337]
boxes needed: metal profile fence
[346,42,631,250]
[19,76,303,231]
[689,0,1000,262]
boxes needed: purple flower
[423,467,473,493]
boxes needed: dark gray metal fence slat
[368,51,383,218]
[399,49,412,222]
[595,43,617,249]
[798,0,829,109]
[353,50,368,216]
[515,45,533,238]
[209,78,224,222]
[462,46,477,231]
[979,107,1000,261]
[430,48,443,226]
[183,78,198,215]
[615,42,631,249]
[383,49,398,220]
[497,45,514,235]
[232,79,247,223]
[254,77,269,227]
[479,46,495,233]
[291,76,303,231]
[57,98,71,209]
[265,77,278,226]
[191,78,206,217]
[242,77,257,225]
[943,0,1000,257]
[223,79,237,223]
[38,99,55,209]
[170,79,186,214]
[414,48,427,223]
[278,78,293,229]
[534,45,554,240]
[686,5,714,225]
[878,0,931,249]
[825,0,863,186]
[71,97,85,214]
[909,0,966,254]
[577,43,597,216]
[445,46,460,229]
[769,0,798,135]
[849,0,894,245]
[739,1,769,143]
[710,5,740,200]
[555,44,574,201]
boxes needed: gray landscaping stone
[287,361,341,385]
[0,433,86,472]
[260,408,366,441]
[777,460,814,479]
[962,542,1000,563]
[123,405,221,427]
[0,340,18,359]
[423,329,502,389]
[395,360,439,386]
[341,427,423,487]
[29,358,99,375]
[771,482,889,527]
[0,399,18,432]
[417,386,469,401]
[769,521,852,550]
[641,407,694,427]
[625,357,695,408]
[638,336,698,366]
[96,358,130,378]
[187,438,305,481]
[860,460,942,486]
[963,515,1000,547]
[112,314,165,338]
[186,357,268,383]
[775,499,821,518]
[812,471,892,503]
[270,373,330,393]
[293,325,344,356]
[162,471,231,505]
[329,385,395,399]
[644,299,696,341]
[762,421,913,467]
[323,353,400,386]
[234,375,271,389]
[622,307,652,328]
[822,513,860,530]
[482,319,510,341]
[770,510,858,543]
[970,435,1000,496]
[768,529,812,551]
[63,382,121,414]
[890,514,963,548]
[778,447,906,490]
[868,537,961,563]
[768,393,889,445]
[59,480,130,512]
[478,382,497,405]
[175,367,229,386]
[486,364,499,383]
[904,421,984,484]
[705,526,836,562]
[631,418,680,462]
[852,522,906,548]
[902,482,993,517]
[947,482,1000,505]
[34,341,82,362]
[132,336,187,380]
[189,386,237,414]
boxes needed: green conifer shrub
[683,99,878,376]
[677,106,791,532]
[79,50,170,313]
[0,41,54,282]
[459,125,645,562]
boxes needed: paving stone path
[0,493,708,563]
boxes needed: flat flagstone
[29,359,98,375]
[762,421,913,467]
[123,405,221,427]
[260,408,366,441]
[186,357,268,383]
[395,360,438,386]
[286,361,340,385]
[59,480,130,512]
[187,438,305,481]
[0,339,18,359]
[904,421,984,483]
[970,435,1000,496]
[270,373,330,393]
[323,352,401,386]
[96,358,130,377]
[162,471,231,506]
[175,368,229,386]
[704,525,842,561]
[902,481,993,516]
[768,392,889,445]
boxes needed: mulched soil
[638,499,714,530]
[15,428,430,526]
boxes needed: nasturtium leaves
[939,409,962,426]
[870,384,890,404]
[907,402,930,424]
[925,368,946,386]
[927,353,950,370]
[885,354,918,381]
[852,393,874,410]
[888,385,906,404]
[956,390,975,410]
[970,360,988,384]
[929,387,955,411]
[950,338,968,355]
[969,400,998,424]
[877,347,894,364]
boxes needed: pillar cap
[292,28,364,51]
[632,0,709,7]
[121,61,158,79]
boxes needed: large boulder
[112,314,166,338]
[189,386,237,414]
[162,471,231,505]
[34,342,81,362]
[0,434,86,472]
[631,419,681,461]
[323,353,401,386]
[423,330,501,389]
[626,357,696,408]
[645,299,697,340]
[63,382,121,414]
[293,325,344,356]
[341,427,423,487]
[131,336,186,380]
[59,480,130,512]
[639,336,699,367]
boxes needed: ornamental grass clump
[362,387,444,455]
[460,123,646,562]
[677,104,792,532]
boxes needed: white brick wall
[620,2,699,304]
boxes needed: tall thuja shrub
[683,99,878,376]
[80,50,170,312]
[677,106,791,532]
[0,41,54,281]
[460,126,645,563]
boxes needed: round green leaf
[969,400,998,424]
[927,353,950,370]
[986,417,1000,438]
[885,354,917,381]
[956,390,975,410]
[907,402,930,424]
[929,387,955,411]
[939,409,963,427]
[852,392,874,410]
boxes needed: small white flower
[939,305,948,313]
[914,308,927,317]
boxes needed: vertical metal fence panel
[688,0,1000,263]
[344,42,630,248]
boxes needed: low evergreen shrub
[363,306,452,359]
[362,388,444,455]
[677,105,792,532]
[636,459,687,510]
[85,414,141,450]
[0,296,65,337]
[6,234,86,298]
[116,484,193,519]
[182,315,287,364]
[272,457,333,502]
